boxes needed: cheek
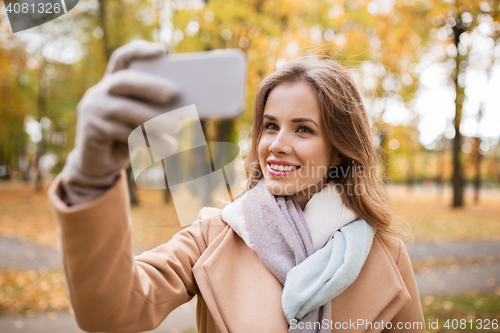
[301,141,331,168]
[257,137,271,159]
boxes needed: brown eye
[265,123,278,131]
[297,126,313,134]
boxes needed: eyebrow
[263,114,319,129]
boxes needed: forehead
[263,81,322,121]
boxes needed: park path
[406,240,500,297]
[3,236,499,270]
[0,236,499,332]
[0,298,197,333]
[406,240,500,261]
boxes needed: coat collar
[193,225,410,333]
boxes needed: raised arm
[47,41,200,332]
[49,171,211,332]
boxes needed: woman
[49,41,425,333]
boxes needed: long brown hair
[244,56,394,236]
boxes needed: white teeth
[270,164,298,172]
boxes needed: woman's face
[257,81,340,209]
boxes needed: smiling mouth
[268,163,300,172]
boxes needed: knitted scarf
[224,179,376,332]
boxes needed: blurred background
[0,0,499,332]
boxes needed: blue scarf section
[282,219,376,323]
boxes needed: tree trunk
[473,105,483,204]
[215,119,236,193]
[436,135,445,197]
[378,127,389,183]
[406,115,418,193]
[451,21,466,208]
[187,120,212,205]
[127,165,139,206]
[34,62,48,192]
[406,152,415,192]
[473,137,481,204]
[97,0,111,61]
[98,0,140,206]
[451,105,464,207]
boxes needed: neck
[290,177,330,210]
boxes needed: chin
[264,178,298,197]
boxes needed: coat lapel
[194,220,410,333]
[194,227,288,333]
[330,235,411,332]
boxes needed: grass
[0,269,69,316]
[422,290,500,332]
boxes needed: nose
[268,131,292,155]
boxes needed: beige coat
[48,171,425,333]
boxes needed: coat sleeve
[383,240,425,332]
[48,170,216,333]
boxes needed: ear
[330,147,342,166]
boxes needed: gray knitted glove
[61,41,180,205]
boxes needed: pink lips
[267,159,300,167]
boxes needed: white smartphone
[129,49,247,118]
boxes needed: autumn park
[1,0,500,332]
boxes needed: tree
[472,103,483,203]
[390,0,500,207]
[0,37,31,181]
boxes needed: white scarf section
[221,181,359,251]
